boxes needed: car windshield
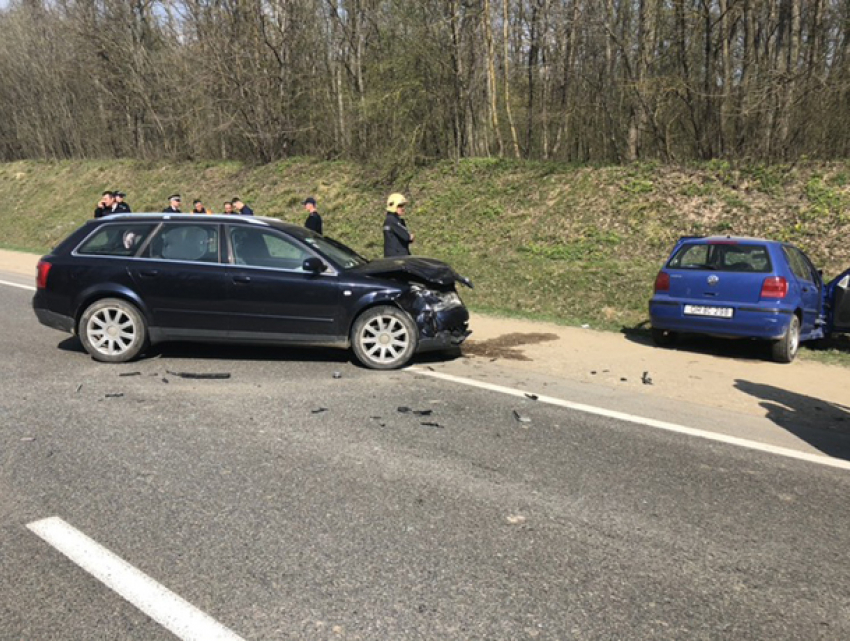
[287,228,369,269]
[668,243,772,273]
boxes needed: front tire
[79,298,148,363]
[771,314,800,363]
[351,305,418,370]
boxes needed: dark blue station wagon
[33,213,472,369]
[649,236,850,362]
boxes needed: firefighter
[383,193,414,257]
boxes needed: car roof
[679,235,779,245]
[96,212,302,232]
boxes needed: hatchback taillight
[760,276,788,299]
[36,260,52,289]
[654,271,670,293]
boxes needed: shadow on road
[734,379,850,461]
[57,336,463,369]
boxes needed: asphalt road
[2,281,850,640]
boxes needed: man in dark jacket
[383,193,414,257]
[94,191,117,218]
[163,194,182,213]
[303,197,322,234]
[232,197,254,216]
[113,190,132,213]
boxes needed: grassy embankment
[1,158,849,364]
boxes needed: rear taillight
[654,271,670,293]
[760,276,788,299]
[36,260,52,289]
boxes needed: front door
[225,226,341,341]
[829,270,850,334]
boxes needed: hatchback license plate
[684,305,734,318]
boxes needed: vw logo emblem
[707,275,719,286]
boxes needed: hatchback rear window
[668,243,772,273]
[77,223,157,257]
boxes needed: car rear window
[76,223,157,257]
[668,243,772,273]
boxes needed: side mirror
[303,257,327,273]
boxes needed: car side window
[230,228,311,270]
[783,247,812,282]
[146,224,220,263]
[793,248,819,284]
[77,223,156,257]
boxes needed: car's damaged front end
[349,256,473,352]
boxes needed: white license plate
[684,305,734,318]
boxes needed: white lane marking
[0,279,35,291]
[27,517,245,641]
[407,368,850,472]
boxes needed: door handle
[232,275,251,284]
[138,269,159,277]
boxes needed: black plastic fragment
[166,370,231,380]
[105,393,124,398]
[397,406,411,413]
[420,421,443,428]
[119,372,142,377]
[412,409,433,416]
[525,393,539,400]
[311,407,328,414]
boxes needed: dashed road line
[407,367,850,472]
[27,516,245,641]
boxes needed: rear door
[224,225,341,340]
[828,270,850,333]
[782,246,823,335]
[128,222,229,334]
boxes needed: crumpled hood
[349,256,473,288]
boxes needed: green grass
[2,157,850,366]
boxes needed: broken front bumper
[414,305,471,353]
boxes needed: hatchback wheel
[351,305,418,370]
[79,298,148,363]
[651,328,678,347]
[770,314,800,363]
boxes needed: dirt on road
[4,248,848,427]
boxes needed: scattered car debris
[165,370,231,380]
[641,371,653,385]
[75,383,83,393]
[506,515,527,525]
[20,436,36,442]
[119,372,142,377]
[333,371,342,379]
[420,421,443,428]
[105,393,124,398]
[620,377,627,382]
[161,378,169,384]
[426,366,435,371]
[397,406,411,413]
[311,407,328,414]
[590,371,597,375]
[413,409,433,416]
[512,410,531,424]
[525,393,539,400]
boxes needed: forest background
[0,0,849,354]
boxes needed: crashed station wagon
[33,213,472,369]
[649,236,850,362]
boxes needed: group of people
[94,188,415,258]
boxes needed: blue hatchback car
[649,236,850,362]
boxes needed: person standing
[232,197,254,216]
[163,194,182,213]
[191,199,209,214]
[114,191,132,213]
[94,191,118,218]
[223,201,235,215]
[383,193,414,257]
[303,197,322,234]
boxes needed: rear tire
[771,315,800,363]
[351,305,418,370]
[651,328,678,347]
[79,298,148,363]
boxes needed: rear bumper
[33,303,75,334]
[649,299,792,340]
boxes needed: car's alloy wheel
[352,305,418,370]
[79,298,148,363]
[771,314,800,363]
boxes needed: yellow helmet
[386,192,408,213]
